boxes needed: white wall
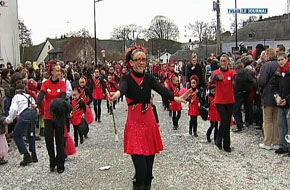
[222,41,276,53]
[0,0,20,67]
[37,40,54,63]
[160,53,171,64]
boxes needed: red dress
[124,73,164,156]
[209,95,220,121]
[71,99,85,125]
[188,90,200,116]
[169,85,182,111]
[92,78,104,100]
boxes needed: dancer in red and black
[206,83,220,143]
[169,75,182,130]
[36,62,67,173]
[92,68,106,122]
[78,76,93,138]
[71,88,86,147]
[106,75,117,114]
[188,75,200,137]
[109,46,190,190]
[212,54,236,152]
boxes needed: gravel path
[0,93,289,190]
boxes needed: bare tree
[19,19,32,47]
[66,28,91,38]
[111,24,144,41]
[145,15,179,40]
[187,20,208,44]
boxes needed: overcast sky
[18,0,288,45]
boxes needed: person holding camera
[272,52,290,155]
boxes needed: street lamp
[94,0,103,66]
[101,49,106,65]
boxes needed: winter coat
[271,65,290,108]
[234,68,255,95]
[258,59,279,107]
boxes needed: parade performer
[109,46,190,190]
[71,88,86,147]
[169,75,182,130]
[212,54,236,152]
[92,68,106,122]
[188,75,200,137]
[206,83,220,143]
[106,75,117,114]
[36,62,67,173]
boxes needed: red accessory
[279,62,290,74]
[125,45,147,68]
[190,75,199,85]
[81,75,88,83]
[48,60,56,73]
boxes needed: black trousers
[233,91,249,128]
[44,119,65,169]
[216,104,234,149]
[207,121,218,141]
[73,125,83,146]
[131,154,155,186]
[172,111,181,126]
[189,116,198,134]
[93,99,102,120]
[107,100,116,113]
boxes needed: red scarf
[280,62,290,74]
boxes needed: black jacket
[271,65,290,108]
[234,68,255,95]
[186,63,205,88]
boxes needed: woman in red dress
[169,75,182,130]
[92,68,106,122]
[36,62,67,173]
[188,75,200,137]
[109,46,190,190]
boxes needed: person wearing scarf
[272,52,290,155]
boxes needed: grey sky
[18,0,288,45]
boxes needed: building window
[48,45,50,51]
[248,32,255,39]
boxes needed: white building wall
[222,41,276,53]
[0,0,20,67]
[37,40,54,63]
[274,40,290,51]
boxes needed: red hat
[190,75,199,84]
[80,75,88,83]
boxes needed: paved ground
[0,93,289,190]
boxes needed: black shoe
[0,159,8,165]
[57,166,65,174]
[84,134,88,139]
[20,153,32,166]
[224,147,232,152]
[50,164,56,172]
[206,135,211,143]
[80,138,84,144]
[216,143,222,150]
[31,152,38,163]
[35,136,41,141]
[98,119,101,123]
[133,184,144,190]
[233,128,242,133]
[144,185,151,190]
[194,132,198,137]
[275,148,288,154]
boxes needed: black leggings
[189,116,198,134]
[207,121,218,141]
[131,154,155,186]
[107,100,116,113]
[44,119,65,169]
[216,104,234,149]
[73,125,83,146]
[172,111,181,126]
[93,99,102,120]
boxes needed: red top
[79,87,90,105]
[188,89,200,116]
[213,69,236,104]
[209,95,220,121]
[71,99,85,125]
[41,79,66,120]
[170,85,182,111]
[92,77,104,100]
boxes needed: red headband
[190,75,199,84]
[48,60,56,73]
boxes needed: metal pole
[216,0,221,55]
[235,0,238,50]
[94,0,97,66]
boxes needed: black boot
[31,152,38,163]
[144,185,151,190]
[39,128,44,137]
[133,184,144,190]
[20,153,32,166]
